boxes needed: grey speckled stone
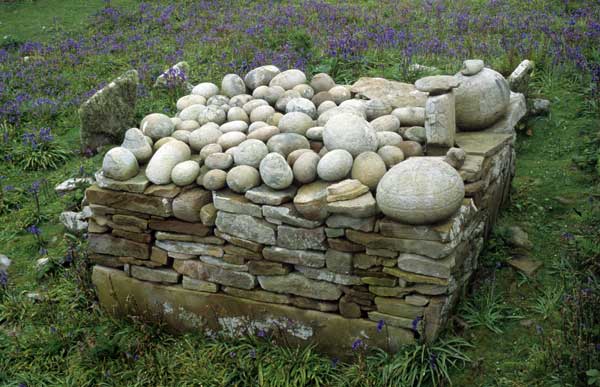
[258,273,341,300]
[259,153,294,190]
[215,211,276,245]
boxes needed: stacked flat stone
[90,61,525,356]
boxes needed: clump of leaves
[460,283,523,333]
[12,127,70,171]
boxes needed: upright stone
[425,91,456,149]
[80,70,138,150]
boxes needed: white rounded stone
[229,94,253,108]
[259,153,294,190]
[202,169,227,190]
[376,158,465,224]
[454,67,511,130]
[102,147,139,181]
[177,94,206,111]
[293,151,320,184]
[198,105,226,125]
[317,100,337,115]
[220,120,248,133]
[286,98,317,119]
[171,160,200,186]
[461,59,485,76]
[247,125,280,142]
[391,107,425,127]
[141,113,174,140]
[351,151,386,190]
[275,90,302,111]
[370,115,400,132]
[234,139,269,168]
[205,152,233,170]
[403,126,426,144]
[266,133,310,157]
[172,130,191,144]
[153,137,175,151]
[244,65,281,90]
[339,99,367,116]
[176,119,200,132]
[243,99,270,115]
[317,149,353,181]
[199,143,222,161]
[179,104,205,121]
[253,85,284,105]
[192,82,219,98]
[121,128,153,164]
[269,69,307,90]
[306,126,324,141]
[287,149,312,166]
[221,74,247,97]
[250,105,276,123]
[227,106,249,123]
[365,99,392,120]
[329,85,351,104]
[323,113,378,157]
[217,131,247,150]
[317,106,365,126]
[207,94,230,107]
[293,84,314,99]
[146,140,191,184]
[189,124,223,151]
[310,73,335,93]
[378,145,405,168]
[278,112,314,135]
[376,131,403,148]
[226,165,261,193]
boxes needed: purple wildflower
[27,225,41,235]
[257,329,266,337]
[377,319,385,333]
[351,338,363,351]
[0,270,7,287]
[411,316,422,333]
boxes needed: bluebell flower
[377,319,385,332]
[257,329,266,337]
[411,316,422,332]
[351,338,363,351]
[27,225,40,235]
[331,357,339,368]
[429,353,437,369]
[0,270,8,287]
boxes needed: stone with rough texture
[277,225,326,250]
[266,133,310,157]
[248,261,290,276]
[60,211,88,234]
[221,74,247,97]
[200,203,217,226]
[397,253,455,278]
[226,165,261,193]
[215,211,276,245]
[376,158,465,225]
[323,113,378,157]
[213,190,262,218]
[259,153,294,190]
[377,146,404,169]
[317,149,353,181]
[80,69,138,149]
[326,250,353,274]
[326,179,369,202]
[156,240,223,257]
[425,92,456,148]
[88,233,150,260]
[507,59,534,94]
[263,246,325,268]
[403,126,426,143]
[244,65,281,90]
[202,169,227,190]
[263,203,321,228]
[172,188,211,222]
[415,75,459,95]
[174,260,256,289]
[351,77,427,108]
[146,140,191,185]
[285,100,317,120]
[326,214,375,232]
[154,61,191,91]
[131,266,181,284]
[122,128,153,163]
[182,276,219,292]
[327,192,378,218]
[86,185,172,217]
[454,68,511,130]
[233,139,268,168]
[102,147,139,181]
[258,273,341,300]
[454,132,512,157]
[149,219,210,236]
[461,59,484,76]
[374,297,424,319]
[245,184,296,205]
[295,266,361,285]
[293,180,331,220]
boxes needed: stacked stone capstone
[88,61,526,357]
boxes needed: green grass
[0,1,599,386]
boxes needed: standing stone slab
[215,211,276,245]
[174,260,256,290]
[88,234,150,260]
[80,69,138,150]
[258,273,342,300]
[507,59,534,94]
[425,92,455,148]
[277,225,327,251]
[263,246,325,268]
[86,185,172,217]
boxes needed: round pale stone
[253,85,283,105]
[202,169,227,190]
[267,112,283,126]
[250,105,275,123]
[121,128,152,164]
[286,98,317,119]
[227,165,261,193]
[371,115,400,132]
[205,152,233,170]
[392,107,425,126]
[217,131,247,150]
[444,147,466,169]
[196,165,210,185]
[220,120,248,133]
[329,85,351,104]
[144,136,153,147]
[153,137,175,151]
[317,149,353,181]
[286,149,312,166]
[259,152,294,190]
[376,158,465,224]
[377,145,404,168]
[225,146,237,156]
[278,111,314,135]
[177,119,200,132]
[244,65,281,90]
[141,113,174,140]
[376,131,403,148]
[189,124,223,151]
[293,151,320,184]
[171,130,191,144]
[312,91,334,107]
[339,99,367,115]
[171,117,182,127]
[171,160,200,186]
[221,74,247,97]
[266,133,310,157]
[323,113,378,157]
[207,94,230,107]
[403,126,426,143]
[317,106,365,126]
[317,100,337,115]
[197,105,226,125]
[227,106,249,123]
[351,151,386,190]
[243,99,270,115]
[269,69,307,90]
[310,73,335,93]
[229,94,253,108]
[102,147,139,181]
[275,90,302,111]
[177,94,206,111]
[199,143,222,161]
[306,126,323,141]
[192,82,219,98]
[234,139,268,168]
[461,59,484,76]
[146,140,191,184]
[454,67,510,130]
[248,121,268,132]
[365,99,392,120]
[398,141,424,158]
[293,84,314,99]
[247,125,280,142]
[179,104,205,121]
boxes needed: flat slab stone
[382,267,449,286]
[455,132,513,157]
[277,225,327,250]
[130,266,180,284]
[326,192,378,218]
[326,214,376,232]
[368,311,415,330]
[173,260,256,290]
[155,232,224,245]
[88,233,150,260]
[351,77,427,108]
[144,184,181,198]
[293,180,331,220]
[258,273,342,300]
[86,185,172,217]
[182,276,219,292]
[326,179,369,202]
[222,286,291,304]
[149,219,211,237]
[215,211,276,245]
[95,169,149,194]
[374,297,425,319]
[295,266,361,286]
[263,246,325,268]
[245,184,297,205]
[397,253,455,279]
[156,240,224,258]
[507,256,543,277]
[213,190,262,218]
[93,266,414,359]
[263,203,322,228]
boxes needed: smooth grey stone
[205,152,233,170]
[179,104,205,121]
[217,131,247,150]
[192,82,219,98]
[243,99,269,114]
[141,113,174,140]
[415,75,460,95]
[252,85,284,105]
[293,151,320,184]
[244,65,281,90]
[259,153,294,190]
[392,107,425,126]
[461,59,484,76]
[226,165,261,193]
[329,85,351,104]
[286,98,317,119]
[199,143,222,160]
[310,73,335,93]
[233,139,269,168]
[102,147,139,181]
[121,128,153,163]
[245,184,297,205]
[197,105,226,125]
[249,105,275,123]
[176,119,200,132]
[403,126,426,143]
[266,133,310,157]
[247,125,280,142]
[278,111,314,135]
[171,130,191,144]
[229,94,253,108]
[171,160,200,186]
[370,115,400,133]
[377,145,405,168]
[376,131,403,148]
[293,84,314,99]
[351,151,386,190]
[269,69,307,90]
[220,120,248,133]
[317,106,365,126]
[323,113,378,157]
[425,92,456,147]
[275,90,302,111]
[317,149,353,181]
[365,99,392,120]
[176,94,206,111]
[221,74,247,97]
[227,106,249,123]
[146,140,191,184]
[317,100,337,115]
[202,169,227,190]
[189,124,223,151]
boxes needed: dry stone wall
[87,61,525,357]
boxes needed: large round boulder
[376,158,465,224]
[323,113,378,157]
[221,74,247,97]
[146,140,191,184]
[141,113,174,140]
[454,67,511,130]
[102,147,139,181]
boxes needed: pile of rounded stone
[101,61,510,225]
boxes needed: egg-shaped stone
[317,149,353,181]
[244,65,281,90]
[227,165,261,193]
[189,124,223,151]
[269,69,307,90]
[259,152,294,190]
[102,147,139,181]
[351,151,386,190]
[266,133,310,157]
[171,160,200,186]
[146,140,191,184]
[310,73,335,93]
[141,113,174,140]
[192,82,219,98]
[221,74,247,97]
[234,139,269,168]
[202,169,227,190]
[293,151,320,184]
[121,128,153,164]
[323,113,378,157]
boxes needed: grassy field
[0,1,599,386]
